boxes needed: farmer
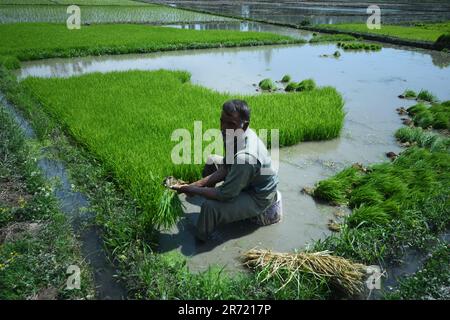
[171,99,281,242]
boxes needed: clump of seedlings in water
[405,100,450,130]
[284,82,298,92]
[296,79,316,92]
[395,127,450,152]
[417,89,438,103]
[337,41,382,51]
[280,74,291,83]
[398,89,417,99]
[258,78,277,91]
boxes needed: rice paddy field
[318,21,450,43]
[0,23,301,62]
[0,4,237,24]
[0,0,449,303]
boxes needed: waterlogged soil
[17,26,450,273]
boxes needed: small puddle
[0,93,127,299]
[16,25,450,273]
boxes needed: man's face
[220,111,243,138]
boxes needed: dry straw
[243,249,368,295]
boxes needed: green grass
[337,41,382,51]
[0,107,94,299]
[0,23,301,63]
[318,21,450,42]
[309,34,356,43]
[22,69,344,230]
[406,101,450,130]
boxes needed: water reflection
[150,0,450,25]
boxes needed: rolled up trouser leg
[196,191,264,241]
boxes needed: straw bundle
[243,249,368,295]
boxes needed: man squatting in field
[172,99,282,242]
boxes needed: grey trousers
[196,155,273,241]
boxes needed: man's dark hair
[222,99,251,123]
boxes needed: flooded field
[17,24,450,272]
[149,0,450,25]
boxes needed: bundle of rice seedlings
[296,79,316,92]
[313,179,347,205]
[258,78,276,91]
[417,90,437,103]
[407,103,427,115]
[349,184,384,207]
[347,204,390,228]
[284,81,298,92]
[243,249,367,295]
[280,74,291,83]
[399,89,416,99]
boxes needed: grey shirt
[216,128,278,209]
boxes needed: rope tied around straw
[243,248,368,295]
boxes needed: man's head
[220,99,250,136]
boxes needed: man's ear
[242,121,249,131]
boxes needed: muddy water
[17,37,450,273]
[0,93,127,299]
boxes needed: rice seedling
[258,78,277,91]
[308,34,356,43]
[333,50,341,58]
[242,248,368,295]
[337,41,382,51]
[23,70,345,228]
[417,89,438,103]
[399,89,417,99]
[284,82,298,92]
[395,127,450,152]
[407,103,428,115]
[346,205,390,228]
[348,184,384,207]
[0,23,302,62]
[313,179,347,205]
[406,100,450,130]
[280,74,291,83]
[296,79,316,92]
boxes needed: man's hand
[170,184,194,197]
[171,183,220,201]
